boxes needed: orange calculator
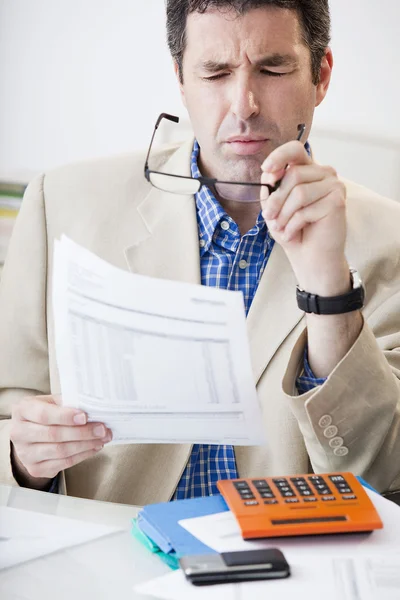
[217,472,383,539]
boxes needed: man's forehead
[185,6,304,62]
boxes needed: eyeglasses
[144,113,306,203]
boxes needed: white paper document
[178,489,400,557]
[0,506,119,570]
[52,236,265,445]
[135,554,400,600]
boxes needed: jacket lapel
[246,242,305,385]
[124,139,201,286]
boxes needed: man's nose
[230,76,260,120]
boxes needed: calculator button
[234,481,251,489]
[273,478,288,483]
[240,494,255,500]
[339,488,352,494]
[318,415,332,428]
[319,489,332,495]
[303,497,318,502]
[264,499,278,505]
[282,492,295,497]
[252,480,269,488]
[290,477,307,483]
[329,475,346,482]
[259,492,275,499]
[322,496,336,502]
[342,495,357,500]
[285,498,299,504]
[300,490,313,496]
[244,500,259,506]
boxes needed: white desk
[0,484,169,600]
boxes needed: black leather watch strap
[296,285,365,315]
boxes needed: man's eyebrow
[196,60,233,73]
[196,54,298,72]
[255,54,298,68]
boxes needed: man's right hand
[10,395,112,490]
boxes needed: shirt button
[324,425,338,439]
[199,239,206,248]
[220,220,229,230]
[329,436,344,449]
[319,415,332,428]
[334,446,349,457]
[239,259,248,270]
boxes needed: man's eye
[261,70,286,77]
[203,73,229,81]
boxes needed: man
[1,0,400,505]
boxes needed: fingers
[265,176,339,232]
[24,448,104,480]
[261,164,335,219]
[278,191,346,242]
[10,394,113,482]
[13,420,112,444]
[20,439,106,464]
[16,396,87,426]
[262,140,312,174]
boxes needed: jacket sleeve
[283,292,400,494]
[0,174,51,486]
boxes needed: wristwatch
[296,268,365,315]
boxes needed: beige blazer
[1,139,400,505]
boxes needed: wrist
[295,258,351,297]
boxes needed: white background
[0,0,399,198]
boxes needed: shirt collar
[191,140,227,255]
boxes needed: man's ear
[174,61,187,107]
[315,48,333,107]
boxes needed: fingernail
[73,413,87,425]
[93,425,106,437]
[94,444,104,452]
[101,432,112,443]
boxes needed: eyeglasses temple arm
[144,113,180,173]
[269,123,307,193]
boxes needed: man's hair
[166,1,331,85]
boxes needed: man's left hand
[260,140,350,296]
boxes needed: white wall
[0,0,399,198]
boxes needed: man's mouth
[225,136,269,156]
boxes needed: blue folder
[137,494,229,557]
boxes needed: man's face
[178,6,330,185]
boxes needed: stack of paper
[53,236,265,446]
[0,505,119,570]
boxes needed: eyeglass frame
[144,112,306,198]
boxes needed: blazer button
[334,446,349,457]
[324,425,338,438]
[318,415,332,428]
[329,436,344,448]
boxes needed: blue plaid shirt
[173,140,325,500]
